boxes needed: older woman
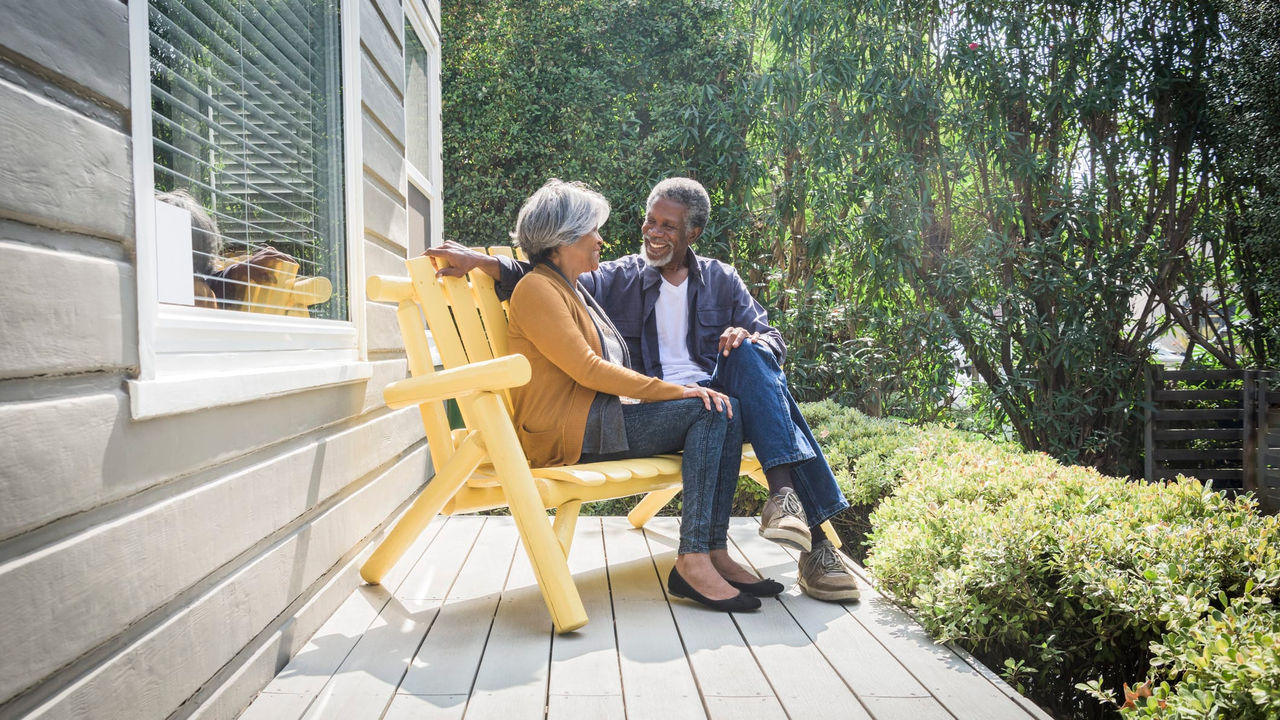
[506,179,780,612]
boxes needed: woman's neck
[548,255,588,281]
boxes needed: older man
[428,178,859,602]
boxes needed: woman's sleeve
[510,278,685,402]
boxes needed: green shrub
[798,399,1000,561]
[1128,597,1280,717]
[828,401,1280,719]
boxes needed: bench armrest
[383,354,531,409]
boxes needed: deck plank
[716,520,872,720]
[461,526,554,720]
[546,693,625,719]
[241,516,452,718]
[241,516,1048,720]
[382,693,467,720]
[601,517,707,720]
[299,517,484,720]
[733,596,872,716]
[734,517,1038,720]
[726,518,956,720]
[644,518,787,720]
[845,586,1036,720]
[237,691,315,720]
[547,518,625,718]
[860,695,956,720]
[398,519,519,698]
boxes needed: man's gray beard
[642,240,672,268]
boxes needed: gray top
[580,289,629,455]
[539,259,631,456]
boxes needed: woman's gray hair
[646,177,710,233]
[157,188,222,276]
[511,179,610,263]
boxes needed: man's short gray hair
[511,179,610,263]
[646,177,710,233]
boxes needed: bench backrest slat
[404,254,521,428]
[441,273,495,366]
[469,269,510,359]
[389,263,456,471]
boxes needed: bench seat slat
[533,467,609,486]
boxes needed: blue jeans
[580,397,742,554]
[705,342,849,525]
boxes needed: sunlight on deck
[240,517,1051,720]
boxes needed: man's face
[641,197,701,269]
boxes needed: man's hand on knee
[718,326,762,356]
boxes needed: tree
[442,0,754,255]
[443,0,1271,476]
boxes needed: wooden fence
[1145,368,1280,512]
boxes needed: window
[405,6,442,256]
[148,0,347,317]
[128,0,368,418]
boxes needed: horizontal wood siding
[365,178,409,248]
[361,0,410,365]
[0,0,130,108]
[0,240,137,379]
[20,447,430,720]
[0,2,425,720]
[0,78,132,240]
[0,377,410,542]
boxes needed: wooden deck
[239,516,1052,720]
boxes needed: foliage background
[442,0,1279,476]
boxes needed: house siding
[0,1,428,719]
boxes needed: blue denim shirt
[496,249,785,379]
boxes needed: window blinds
[149,0,346,318]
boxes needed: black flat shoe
[727,577,785,597]
[668,567,762,612]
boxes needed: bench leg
[361,431,486,584]
[553,500,581,556]
[627,486,681,528]
[820,520,841,548]
[471,393,588,633]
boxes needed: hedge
[798,400,1280,720]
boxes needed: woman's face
[554,228,603,275]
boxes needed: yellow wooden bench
[360,251,834,632]
[217,255,333,316]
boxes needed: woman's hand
[682,385,733,418]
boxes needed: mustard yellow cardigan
[507,264,685,467]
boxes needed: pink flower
[968,42,980,50]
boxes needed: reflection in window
[149,0,346,319]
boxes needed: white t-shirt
[655,276,711,385]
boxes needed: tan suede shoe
[758,488,812,552]
[798,539,861,602]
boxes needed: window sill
[128,359,374,420]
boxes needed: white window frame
[405,0,444,250]
[126,0,372,419]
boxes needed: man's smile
[644,236,671,257]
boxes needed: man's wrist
[476,253,502,279]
